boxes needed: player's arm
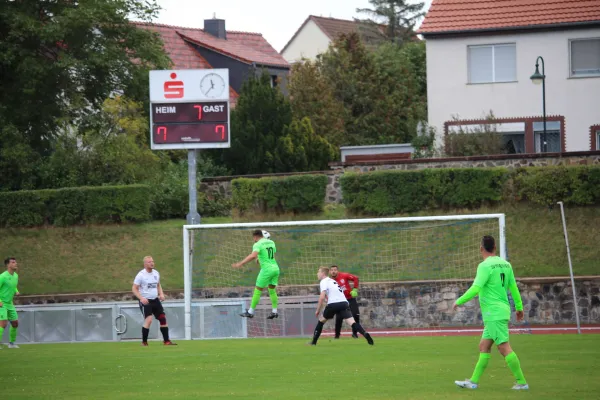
[348,273,359,297]
[132,282,148,304]
[232,251,258,268]
[508,274,524,321]
[157,282,165,301]
[0,276,4,307]
[454,264,489,310]
[315,290,327,318]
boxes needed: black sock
[311,321,324,345]
[142,327,149,342]
[334,315,343,338]
[352,322,366,336]
[352,315,360,334]
[160,326,169,342]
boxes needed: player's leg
[266,269,280,319]
[333,312,343,339]
[140,301,154,346]
[310,306,333,345]
[348,298,360,338]
[153,300,176,345]
[0,306,8,348]
[343,312,373,345]
[241,271,267,318]
[455,338,492,389]
[495,321,528,389]
[7,306,19,348]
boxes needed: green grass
[1,204,599,294]
[2,335,599,399]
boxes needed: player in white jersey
[309,266,374,346]
[132,256,176,346]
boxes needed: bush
[341,168,508,215]
[0,185,150,227]
[515,166,600,207]
[232,175,327,215]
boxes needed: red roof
[418,0,600,35]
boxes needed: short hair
[330,265,339,270]
[319,266,330,275]
[252,229,264,237]
[143,256,153,264]
[4,257,15,266]
[481,235,496,253]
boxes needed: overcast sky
[153,0,433,52]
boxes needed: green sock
[505,352,527,384]
[268,288,278,311]
[470,352,491,383]
[249,288,262,311]
[9,326,17,343]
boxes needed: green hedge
[341,168,508,215]
[341,165,600,215]
[0,185,150,227]
[232,174,328,214]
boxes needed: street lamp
[530,56,547,153]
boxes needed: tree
[356,0,425,45]
[0,0,170,152]
[274,118,337,172]
[288,60,346,148]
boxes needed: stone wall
[199,151,600,205]
[18,277,600,328]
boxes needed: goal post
[183,214,506,340]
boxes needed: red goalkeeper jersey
[332,272,359,300]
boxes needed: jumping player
[453,236,528,390]
[132,256,177,346]
[329,265,360,338]
[233,230,279,319]
[310,266,373,346]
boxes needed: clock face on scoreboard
[150,101,230,149]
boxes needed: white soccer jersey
[133,269,160,300]
[320,277,348,305]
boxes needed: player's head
[318,266,329,280]
[252,229,265,242]
[4,257,17,271]
[143,256,155,270]
[329,265,339,278]
[480,235,496,256]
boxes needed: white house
[419,0,600,153]
[281,16,379,63]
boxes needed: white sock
[272,308,277,313]
[248,308,255,314]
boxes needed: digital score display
[150,101,229,147]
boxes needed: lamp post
[530,56,547,153]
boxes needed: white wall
[426,28,600,151]
[282,19,331,63]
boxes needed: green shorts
[482,319,510,345]
[0,303,18,321]
[256,268,280,288]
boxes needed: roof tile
[418,0,600,34]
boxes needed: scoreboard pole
[187,150,201,225]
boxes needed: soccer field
[2,334,599,400]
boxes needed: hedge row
[341,165,600,215]
[232,174,328,214]
[0,185,150,227]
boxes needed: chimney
[204,16,226,39]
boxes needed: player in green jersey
[453,236,528,390]
[232,230,280,319]
[0,257,21,349]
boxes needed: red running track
[321,324,600,337]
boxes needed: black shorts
[323,301,353,320]
[139,298,164,319]
[336,297,360,320]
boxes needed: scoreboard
[149,69,230,150]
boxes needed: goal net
[182,214,508,340]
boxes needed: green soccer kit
[252,238,280,288]
[0,271,19,321]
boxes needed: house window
[533,121,561,153]
[270,75,278,88]
[597,129,600,150]
[468,44,517,84]
[570,38,600,77]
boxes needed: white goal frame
[182,213,506,340]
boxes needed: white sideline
[322,326,600,335]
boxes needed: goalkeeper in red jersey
[329,265,361,339]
